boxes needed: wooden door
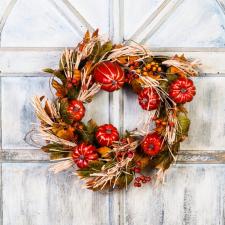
[1,0,225,224]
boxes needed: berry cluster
[134,175,151,187]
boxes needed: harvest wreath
[29,30,200,191]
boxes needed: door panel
[1,0,225,225]
[2,163,120,225]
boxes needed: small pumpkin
[169,78,196,104]
[138,88,160,111]
[93,61,125,92]
[95,124,119,146]
[72,143,98,168]
[67,100,85,121]
[141,133,163,156]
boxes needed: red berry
[134,167,141,173]
[145,176,151,182]
[93,61,125,92]
[152,115,158,121]
[134,182,141,187]
[127,151,134,158]
[135,177,141,182]
[169,122,175,127]
[71,79,78,85]
[95,124,119,146]
[136,161,141,167]
[66,82,73,89]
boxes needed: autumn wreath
[28,30,200,191]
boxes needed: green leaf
[53,70,67,83]
[99,41,113,57]
[67,86,79,99]
[42,143,71,153]
[59,99,73,124]
[76,120,98,144]
[88,41,101,61]
[88,160,104,170]
[43,68,54,74]
[77,161,104,178]
[177,112,190,135]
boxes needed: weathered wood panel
[3,149,225,164]
[124,164,225,225]
[3,164,225,225]
[1,77,51,149]
[124,77,225,151]
[1,0,80,47]
[1,76,109,150]
[2,163,120,225]
[2,49,225,75]
[143,0,225,47]
[1,0,225,225]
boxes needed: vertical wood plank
[123,77,225,151]
[2,163,120,225]
[124,165,225,225]
[1,76,51,149]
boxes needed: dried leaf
[52,79,65,98]
[92,29,99,38]
[50,152,71,160]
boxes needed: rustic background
[1,0,225,224]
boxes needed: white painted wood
[1,76,110,149]
[124,164,225,225]
[147,0,225,47]
[2,163,120,225]
[1,0,225,224]
[1,77,51,149]
[2,49,225,74]
[1,0,81,47]
[0,49,61,74]
[67,0,110,34]
[124,77,225,151]
[123,0,164,39]
[181,77,225,151]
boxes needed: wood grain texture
[1,77,51,149]
[2,49,225,75]
[124,164,225,225]
[123,0,165,39]
[3,149,225,164]
[1,0,81,47]
[124,77,225,151]
[2,164,225,225]
[146,0,225,47]
[1,76,109,150]
[2,163,120,225]
[1,0,225,224]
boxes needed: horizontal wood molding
[1,149,225,164]
[0,48,225,75]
